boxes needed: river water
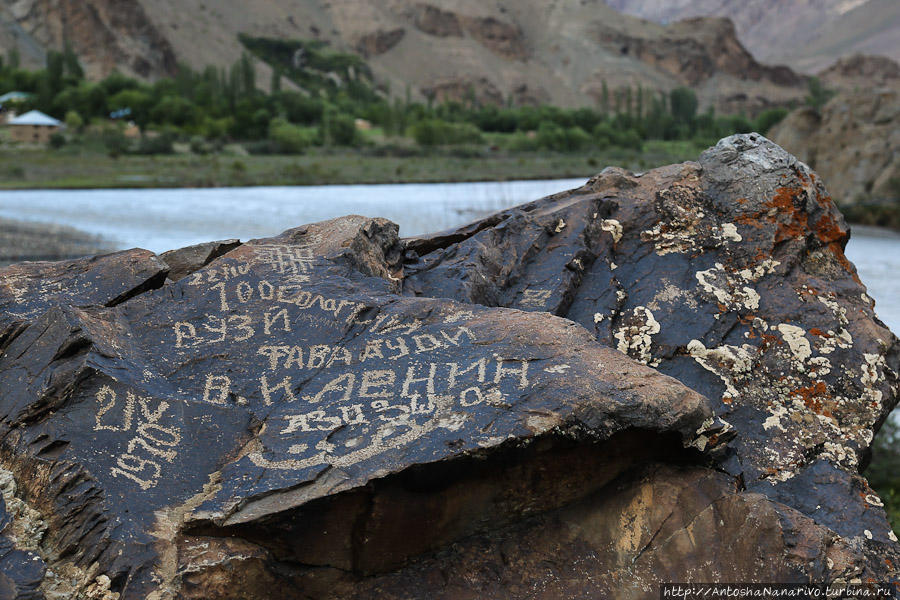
[0,179,897,332]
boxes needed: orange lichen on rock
[828,241,862,285]
[735,213,767,228]
[814,213,846,245]
[767,187,809,243]
[791,381,833,417]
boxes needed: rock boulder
[0,134,896,598]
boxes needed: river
[0,179,897,332]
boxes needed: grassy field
[0,140,708,189]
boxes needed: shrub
[323,111,358,146]
[133,133,175,155]
[805,77,835,110]
[410,119,483,146]
[593,123,643,151]
[268,118,317,153]
[189,136,213,155]
[753,108,789,135]
[504,132,540,152]
[149,96,198,127]
[64,110,84,131]
[48,132,66,149]
[534,123,591,152]
[102,130,129,157]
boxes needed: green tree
[270,67,282,94]
[268,117,316,153]
[669,87,698,125]
[240,53,256,97]
[109,89,153,125]
[753,108,789,134]
[600,80,609,115]
[46,51,64,91]
[62,43,84,79]
[805,76,835,110]
[322,108,358,146]
[150,95,199,127]
[411,119,482,146]
[636,86,644,121]
[64,109,84,131]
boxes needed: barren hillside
[606,0,900,73]
[0,0,806,113]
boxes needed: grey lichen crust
[404,134,900,572]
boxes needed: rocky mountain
[0,135,897,597]
[606,0,900,74]
[769,87,900,205]
[0,0,807,114]
[818,53,900,91]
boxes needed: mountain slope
[605,0,900,73]
[0,0,806,113]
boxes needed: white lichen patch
[818,295,849,326]
[737,259,781,281]
[641,222,695,256]
[646,281,698,311]
[554,218,566,234]
[613,306,661,366]
[808,356,833,377]
[763,404,790,433]
[860,353,887,408]
[719,222,742,242]
[687,340,755,402]
[689,417,734,452]
[776,324,812,366]
[600,219,623,243]
[694,263,767,312]
[639,205,743,255]
[865,494,885,507]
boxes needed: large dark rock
[404,133,900,583]
[0,134,896,598]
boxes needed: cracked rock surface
[0,134,896,598]
[405,133,900,588]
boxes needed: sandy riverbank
[0,217,113,266]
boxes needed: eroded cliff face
[606,0,900,74]
[818,54,900,90]
[770,87,900,205]
[2,0,176,79]
[0,0,805,114]
[0,135,896,598]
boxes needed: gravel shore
[0,218,114,266]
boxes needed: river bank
[0,217,111,266]
[0,142,700,190]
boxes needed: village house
[6,110,63,143]
[0,91,32,123]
